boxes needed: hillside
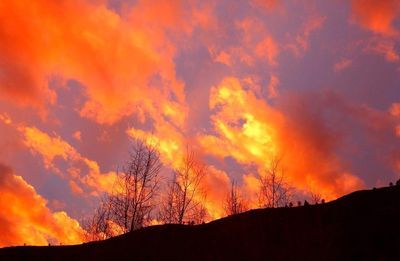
[1,186,400,260]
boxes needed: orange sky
[0,0,400,246]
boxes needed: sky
[0,0,400,246]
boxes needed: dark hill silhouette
[1,186,400,260]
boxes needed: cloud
[251,0,279,11]
[267,74,280,98]
[237,17,280,66]
[198,77,364,200]
[0,163,84,246]
[201,166,230,219]
[19,125,116,196]
[72,131,82,142]
[351,0,400,36]
[0,0,212,127]
[214,51,233,66]
[365,38,400,62]
[350,1,400,63]
[208,17,281,69]
[127,123,186,169]
[390,103,400,137]
[287,15,326,56]
[255,36,280,66]
[390,103,400,117]
[334,58,353,72]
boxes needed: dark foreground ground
[1,186,400,260]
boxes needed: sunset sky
[0,0,400,246]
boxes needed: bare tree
[109,139,161,232]
[82,198,114,241]
[310,191,322,204]
[224,179,247,216]
[85,139,162,240]
[258,155,291,208]
[158,173,180,224]
[159,148,207,224]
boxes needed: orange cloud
[0,113,12,126]
[18,125,116,195]
[0,0,213,127]
[334,58,353,72]
[287,15,326,56]
[127,124,186,169]
[209,17,280,68]
[251,0,279,11]
[267,74,280,98]
[390,103,400,137]
[72,131,82,142]
[351,0,400,36]
[0,163,84,247]
[242,173,261,208]
[236,17,280,66]
[198,77,364,200]
[255,36,279,66]
[390,103,400,117]
[351,1,400,63]
[396,126,400,137]
[0,1,57,110]
[214,51,233,66]
[200,77,281,163]
[209,46,255,67]
[201,166,231,219]
[365,38,400,62]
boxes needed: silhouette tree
[258,155,291,208]
[159,148,208,224]
[83,198,115,241]
[224,179,247,216]
[84,139,162,240]
[112,140,161,232]
[310,191,322,204]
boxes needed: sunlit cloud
[334,58,353,72]
[0,0,204,127]
[351,0,400,37]
[72,131,82,142]
[365,38,400,62]
[251,0,279,11]
[267,74,280,98]
[0,163,84,247]
[198,77,364,200]
[17,124,116,196]
[390,103,400,117]
[391,103,400,137]
[287,15,326,56]
[350,0,400,63]
[201,166,231,219]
